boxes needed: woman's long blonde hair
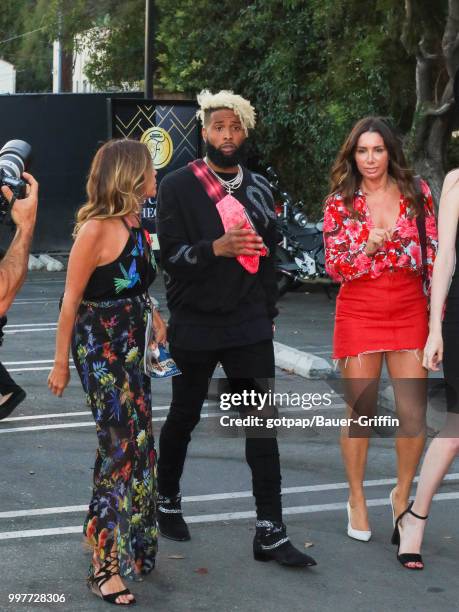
[73,139,152,237]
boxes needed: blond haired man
[156,90,316,568]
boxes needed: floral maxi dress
[71,223,157,580]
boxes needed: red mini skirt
[333,269,428,360]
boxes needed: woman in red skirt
[323,117,438,542]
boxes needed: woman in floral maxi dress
[48,139,166,605]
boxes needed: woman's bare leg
[398,414,459,567]
[340,353,384,531]
[385,350,427,520]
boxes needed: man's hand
[1,171,38,234]
[213,221,264,257]
[364,228,392,255]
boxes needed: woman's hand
[364,228,392,255]
[153,310,167,345]
[48,362,70,397]
[422,330,443,371]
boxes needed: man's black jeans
[158,339,282,522]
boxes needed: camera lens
[0,140,32,179]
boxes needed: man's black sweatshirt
[156,164,279,350]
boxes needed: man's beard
[205,140,248,169]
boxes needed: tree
[156,0,416,215]
[80,1,145,90]
[402,0,456,203]
[0,1,146,93]
[3,0,456,210]
[0,0,51,92]
[36,0,146,91]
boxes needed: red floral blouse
[323,180,438,288]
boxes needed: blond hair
[73,139,152,237]
[196,89,256,135]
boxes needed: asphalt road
[0,272,458,612]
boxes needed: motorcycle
[265,167,330,296]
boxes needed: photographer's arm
[48,221,101,397]
[0,172,38,315]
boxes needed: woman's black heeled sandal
[391,501,428,570]
[87,553,136,606]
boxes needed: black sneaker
[253,520,317,567]
[0,386,26,421]
[157,494,191,541]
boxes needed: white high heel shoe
[346,502,371,542]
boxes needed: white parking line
[5,323,57,328]
[2,406,171,422]
[3,360,55,365]
[0,505,88,519]
[0,526,81,540]
[1,491,458,541]
[0,403,347,432]
[12,300,59,305]
[2,412,93,422]
[0,421,96,433]
[0,414,203,433]
[1,473,458,520]
[4,328,57,334]
[5,361,60,372]
[6,366,74,372]
[186,491,459,523]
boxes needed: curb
[274,341,333,379]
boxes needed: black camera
[0,140,32,222]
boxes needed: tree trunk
[61,47,73,92]
[403,0,459,205]
[411,114,452,203]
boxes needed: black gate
[108,98,200,242]
[0,93,199,252]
